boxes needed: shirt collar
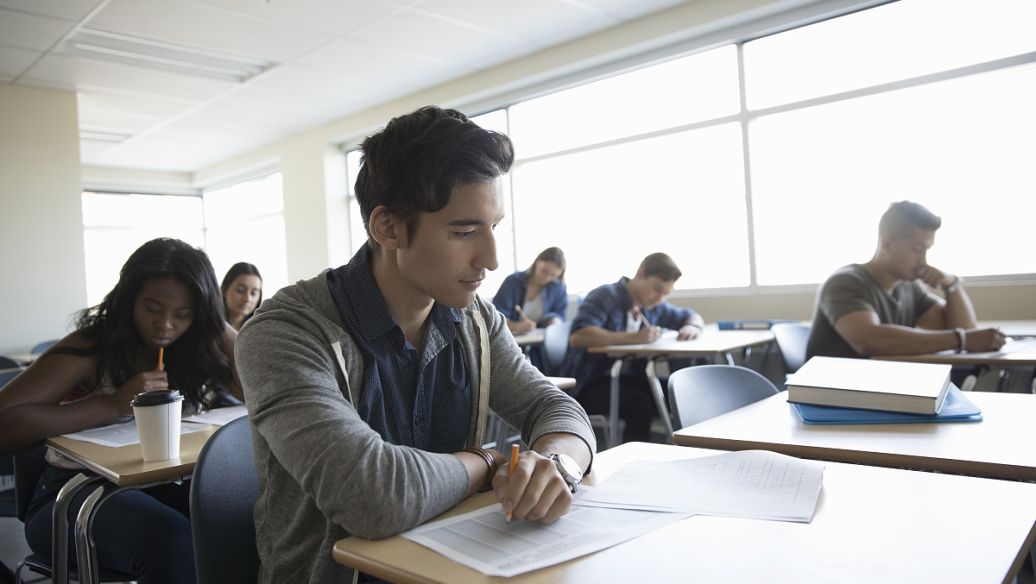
[341,244,463,344]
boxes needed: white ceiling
[0,0,688,173]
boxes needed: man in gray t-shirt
[806,201,1005,361]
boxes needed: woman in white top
[0,237,241,584]
[221,261,263,331]
[493,246,569,334]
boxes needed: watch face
[553,454,582,482]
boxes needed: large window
[343,0,1036,295]
[203,172,289,296]
[83,173,289,309]
[82,193,204,306]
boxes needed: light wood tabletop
[673,391,1036,481]
[46,426,218,486]
[333,441,1036,583]
[875,338,1036,367]
[587,328,774,360]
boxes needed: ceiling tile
[78,91,196,134]
[346,8,501,69]
[0,44,40,78]
[176,0,404,36]
[417,0,615,44]
[22,54,237,100]
[0,0,103,21]
[573,0,689,21]
[0,8,79,51]
[90,0,332,62]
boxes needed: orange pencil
[157,346,164,372]
[506,443,519,521]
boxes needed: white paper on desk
[59,420,208,447]
[575,450,823,522]
[402,503,687,577]
[182,404,247,426]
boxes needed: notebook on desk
[791,384,981,425]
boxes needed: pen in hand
[157,347,164,372]
[506,444,519,521]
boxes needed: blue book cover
[717,319,796,330]
[791,384,982,425]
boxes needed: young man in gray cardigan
[236,106,596,584]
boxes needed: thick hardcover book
[792,383,981,424]
[786,356,952,415]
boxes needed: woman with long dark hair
[0,237,241,583]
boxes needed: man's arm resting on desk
[835,310,1005,355]
[493,432,593,524]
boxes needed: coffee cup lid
[130,389,183,407]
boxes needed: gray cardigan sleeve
[237,313,470,539]
[478,299,597,459]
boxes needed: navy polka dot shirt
[326,244,471,452]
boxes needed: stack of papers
[575,449,823,522]
[60,405,248,447]
[401,450,823,576]
[182,404,248,426]
[59,420,208,448]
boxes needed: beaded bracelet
[461,447,497,492]
[954,327,966,353]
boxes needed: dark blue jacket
[492,271,568,326]
[560,277,696,397]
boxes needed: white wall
[0,84,86,354]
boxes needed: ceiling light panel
[61,27,275,82]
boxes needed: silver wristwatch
[548,453,583,493]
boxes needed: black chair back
[190,417,260,584]
[668,365,780,428]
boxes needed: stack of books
[786,356,982,425]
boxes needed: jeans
[24,465,196,584]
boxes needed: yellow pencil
[506,443,519,521]
[157,346,164,372]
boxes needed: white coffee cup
[131,389,184,462]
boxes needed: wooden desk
[4,351,36,365]
[587,328,774,363]
[47,427,217,486]
[587,328,775,444]
[875,339,1036,392]
[45,427,218,584]
[333,442,1036,583]
[513,328,545,347]
[673,392,1036,481]
[982,319,1036,338]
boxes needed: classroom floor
[0,514,45,583]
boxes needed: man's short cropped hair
[878,200,942,239]
[354,106,515,244]
[638,252,682,283]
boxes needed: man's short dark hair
[638,252,682,282]
[354,106,515,244]
[878,200,942,239]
